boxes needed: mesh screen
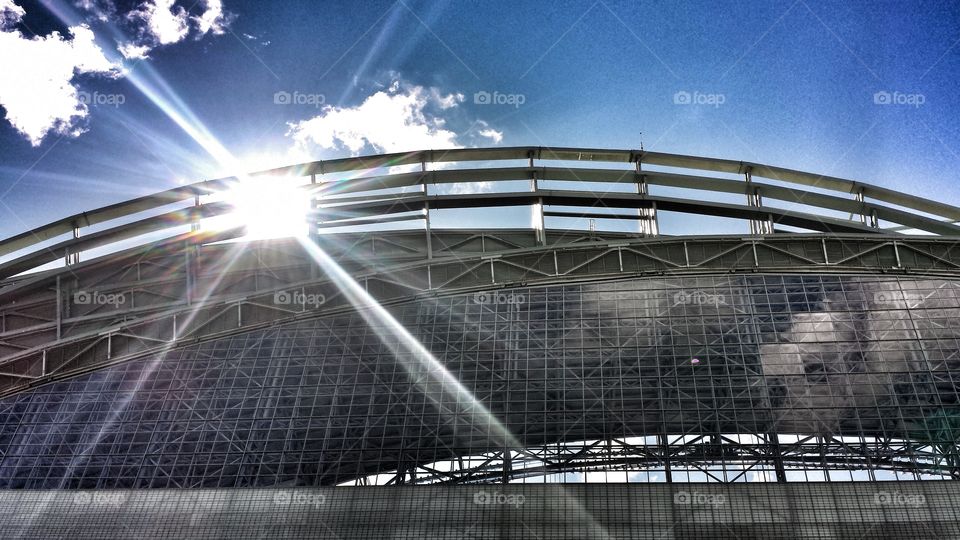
[0,274,959,489]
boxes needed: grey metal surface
[3,147,960,396]
[3,149,960,537]
[2,483,958,539]
[2,232,960,397]
[2,274,959,489]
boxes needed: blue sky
[0,0,958,239]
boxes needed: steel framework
[2,147,960,488]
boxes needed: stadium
[1,146,960,538]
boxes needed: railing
[3,146,960,280]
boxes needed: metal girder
[1,231,960,398]
[4,147,960,282]
[343,432,957,486]
[2,148,960,489]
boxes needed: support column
[185,241,195,306]
[308,174,318,244]
[65,223,81,266]
[636,162,649,235]
[191,195,201,233]
[745,169,772,234]
[635,159,658,236]
[55,275,62,340]
[769,432,788,482]
[424,201,433,260]
[531,168,545,246]
[854,187,878,228]
[855,188,866,225]
[660,433,673,483]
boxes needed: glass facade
[1,274,959,489]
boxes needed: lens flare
[205,176,313,239]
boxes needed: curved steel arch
[3,146,960,279]
[1,148,960,487]
[2,147,960,399]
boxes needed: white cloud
[117,41,150,59]
[127,0,189,46]
[192,0,230,36]
[0,0,24,29]
[446,181,496,195]
[479,128,503,144]
[430,87,464,110]
[287,83,468,156]
[123,0,232,56]
[0,0,234,146]
[73,0,115,22]
[286,81,506,198]
[0,10,121,145]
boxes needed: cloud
[477,126,503,144]
[126,0,189,46]
[288,81,502,156]
[0,1,235,145]
[73,0,115,22]
[0,3,122,145]
[0,0,24,29]
[120,0,232,56]
[192,0,230,36]
[430,87,464,110]
[117,41,150,59]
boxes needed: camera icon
[874,492,891,505]
[73,492,92,505]
[673,91,691,105]
[473,491,492,505]
[873,91,891,105]
[473,292,491,304]
[673,491,690,505]
[77,91,92,105]
[274,91,292,105]
[273,491,291,505]
[474,91,491,105]
[274,291,292,305]
[73,291,92,304]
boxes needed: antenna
[639,132,644,152]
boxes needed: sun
[206,175,313,240]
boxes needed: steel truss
[1,231,960,398]
[2,147,960,487]
[349,432,959,485]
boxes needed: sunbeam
[294,234,612,539]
